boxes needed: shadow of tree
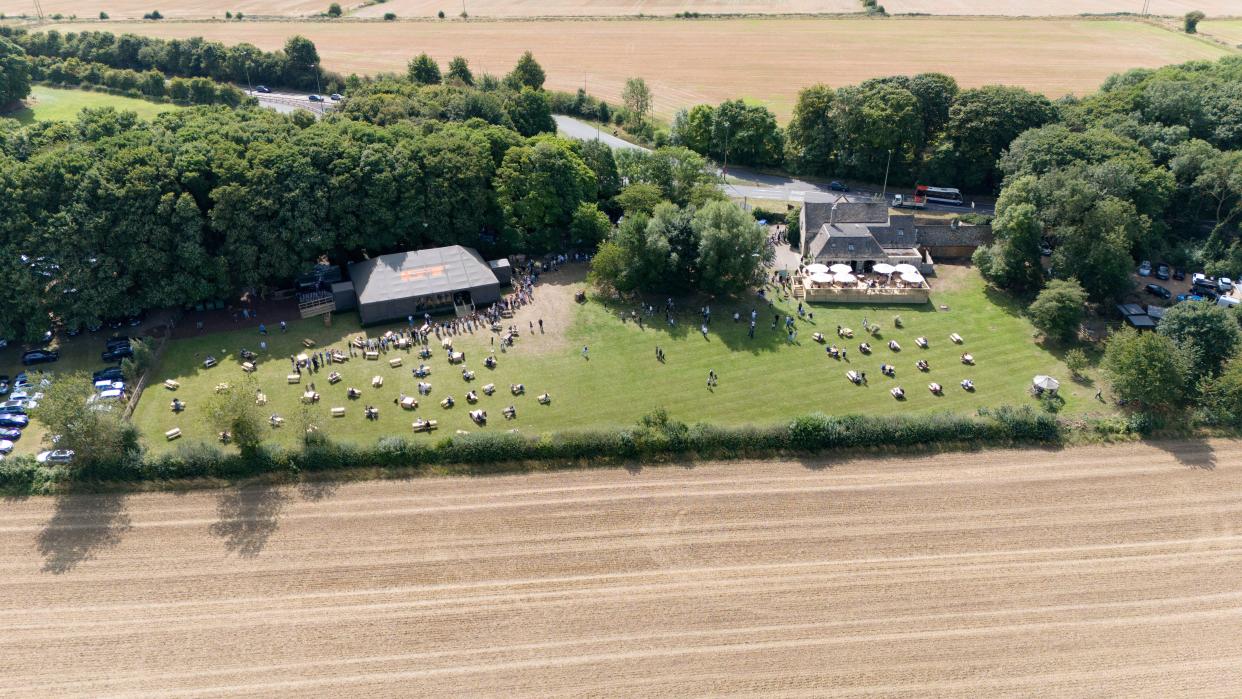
[210,485,289,557]
[297,478,341,502]
[37,492,132,574]
[1147,439,1217,470]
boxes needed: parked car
[0,400,26,415]
[1219,277,1234,292]
[330,93,342,101]
[255,85,271,93]
[0,414,29,428]
[1137,260,1152,277]
[87,321,103,332]
[829,181,849,192]
[94,379,125,392]
[308,94,325,102]
[0,440,13,454]
[1176,293,1205,303]
[1172,269,1186,281]
[1145,283,1172,299]
[0,376,8,395]
[105,336,131,349]
[0,338,7,349]
[0,428,20,440]
[126,314,145,327]
[96,388,125,402]
[1155,263,1171,280]
[20,349,59,366]
[1039,242,1053,257]
[36,449,74,464]
[93,367,125,383]
[101,345,134,362]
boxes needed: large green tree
[504,51,545,91]
[1102,328,1190,411]
[495,138,597,252]
[1157,301,1242,382]
[0,36,32,107]
[974,201,1044,295]
[925,85,1056,191]
[407,53,442,85]
[694,201,767,296]
[1027,279,1088,342]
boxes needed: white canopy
[834,271,858,284]
[900,271,925,284]
[1033,375,1060,391]
[808,272,834,284]
[806,263,829,274]
[872,263,896,274]
[829,263,854,274]
[894,263,920,274]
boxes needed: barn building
[347,245,503,325]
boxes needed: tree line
[28,55,247,106]
[0,26,338,93]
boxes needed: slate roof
[349,245,498,304]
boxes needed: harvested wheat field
[10,0,1242,20]
[3,440,1242,696]
[51,17,1232,120]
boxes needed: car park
[1145,283,1172,299]
[1155,263,1170,280]
[1137,260,1152,277]
[829,181,849,192]
[0,440,13,454]
[0,428,20,440]
[36,449,74,464]
[20,349,59,366]
[0,414,29,428]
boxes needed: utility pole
[32,0,44,21]
[881,148,893,201]
[720,119,730,178]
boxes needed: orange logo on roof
[401,265,446,282]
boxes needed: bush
[326,2,342,16]
[99,11,109,19]
[437,9,444,18]
[142,9,163,19]
[1064,348,1089,379]
[1184,10,1205,33]
[384,12,396,20]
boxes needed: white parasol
[806,263,829,274]
[829,263,854,274]
[834,271,858,284]
[900,271,925,284]
[872,263,896,274]
[1033,375,1060,391]
[893,263,920,274]
[809,272,834,284]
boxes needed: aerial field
[0,86,181,124]
[127,265,1091,453]
[3,440,1241,695]
[1203,19,1242,46]
[7,0,1242,20]
[51,17,1233,120]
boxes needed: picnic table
[400,396,417,410]
[301,390,320,404]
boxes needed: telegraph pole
[881,148,893,201]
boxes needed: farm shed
[348,245,502,325]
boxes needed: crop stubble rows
[2,440,1242,696]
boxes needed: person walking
[582,345,590,360]
[279,320,287,333]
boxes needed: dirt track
[3,441,1242,697]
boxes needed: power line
[32,0,44,21]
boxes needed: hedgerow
[0,407,1069,495]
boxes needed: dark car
[1155,263,1171,281]
[105,336,132,350]
[0,428,20,440]
[1172,269,1186,281]
[93,367,125,383]
[0,414,29,428]
[126,314,145,327]
[308,94,325,102]
[828,181,849,192]
[1145,283,1172,300]
[101,346,134,363]
[21,349,59,366]
[255,85,272,93]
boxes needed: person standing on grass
[582,345,589,360]
[280,320,287,333]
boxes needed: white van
[1216,295,1240,308]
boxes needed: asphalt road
[554,115,994,215]
[247,90,337,116]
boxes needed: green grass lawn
[1,87,181,124]
[131,265,1104,454]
